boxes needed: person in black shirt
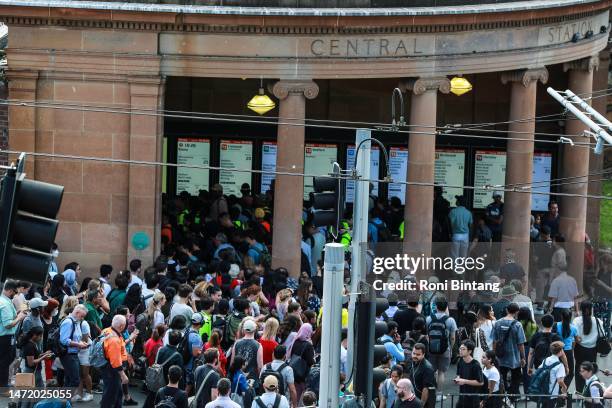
[155,365,188,408]
[394,379,423,408]
[527,314,566,375]
[406,343,436,408]
[194,348,222,407]
[393,300,422,340]
[21,326,52,388]
[454,340,484,408]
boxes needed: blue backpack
[528,360,561,402]
[89,332,112,369]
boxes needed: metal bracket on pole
[547,87,612,154]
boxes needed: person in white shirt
[481,350,501,408]
[49,243,59,279]
[539,342,567,407]
[251,376,289,408]
[128,259,144,289]
[205,378,240,408]
[99,264,113,298]
[141,272,161,308]
[169,284,195,324]
[573,301,604,391]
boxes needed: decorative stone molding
[401,77,450,95]
[500,68,549,87]
[563,55,600,73]
[272,80,319,100]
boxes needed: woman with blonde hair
[259,317,279,364]
[59,296,79,319]
[276,288,293,322]
[147,292,166,329]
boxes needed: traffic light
[354,283,389,407]
[311,163,345,231]
[0,155,64,285]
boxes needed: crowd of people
[0,182,609,408]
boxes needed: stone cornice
[563,55,600,72]
[272,80,319,100]
[500,68,549,87]
[0,4,607,34]
[401,77,451,95]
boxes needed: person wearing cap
[205,377,241,408]
[21,297,47,351]
[231,318,263,383]
[492,285,517,320]
[183,312,204,395]
[485,191,504,242]
[252,375,290,408]
[449,195,473,260]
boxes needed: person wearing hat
[492,285,517,320]
[20,297,48,351]
[231,318,263,384]
[252,375,290,408]
[485,191,504,242]
[184,312,204,395]
[449,195,473,261]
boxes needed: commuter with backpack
[492,303,526,400]
[425,296,457,398]
[260,345,297,407]
[578,361,606,408]
[100,315,129,408]
[252,375,290,408]
[528,342,567,408]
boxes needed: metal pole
[319,243,346,408]
[547,87,612,146]
[564,89,612,134]
[347,128,371,384]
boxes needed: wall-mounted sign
[219,140,253,196]
[261,142,277,194]
[346,145,380,203]
[435,149,465,205]
[304,144,338,200]
[388,147,409,204]
[176,138,210,195]
[473,150,506,209]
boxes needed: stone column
[500,68,548,284]
[402,77,450,261]
[7,69,38,175]
[128,76,166,265]
[560,56,599,293]
[271,80,319,278]
[586,49,610,249]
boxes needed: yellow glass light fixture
[450,76,473,96]
[247,79,276,115]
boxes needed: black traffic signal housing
[354,284,390,407]
[311,172,346,232]
[0,161,64,285]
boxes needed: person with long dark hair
[518,307,537,392]
[229,355,249,402]
[573,301,603,391]
[48,274,67,309]
[555,309,579,388]
[578,361,605,408]
[20,326,52,390]
[123,284,145,316]
[481,350,501,408]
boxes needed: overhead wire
[0,99,600,149]
[2,148,612,201]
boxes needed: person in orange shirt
[101,315,129,408]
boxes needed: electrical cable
[0,100,599,149]
[3,148,612,200]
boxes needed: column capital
[271,80,319,100]
[400,77,450,96]
[500,68,548,87]
[563,56,599,73]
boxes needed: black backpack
[48,317,80,357]
[177,328,194,364]
[254,394,281,408]
[258,363,288,395]
[532,332,554,369]
[495,320,518,359]
[427,315,449,355]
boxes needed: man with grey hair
[101,314,128,408]
[59,303,89,389]
[394,379,422,408]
